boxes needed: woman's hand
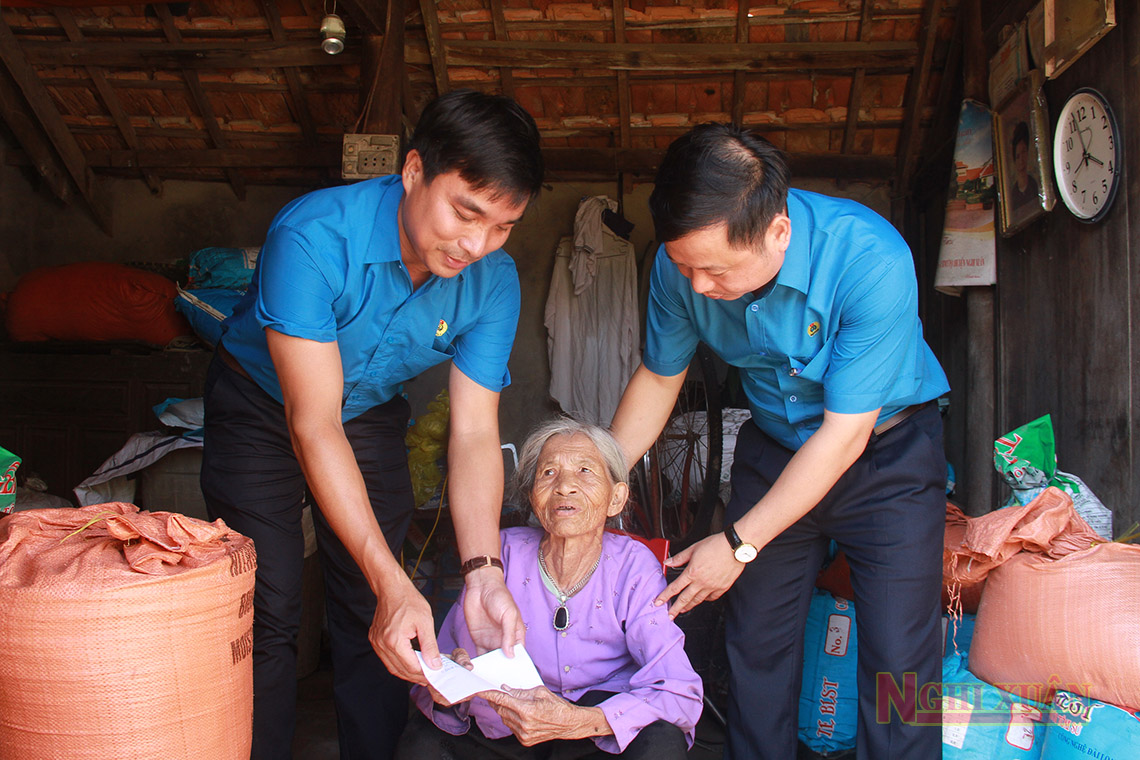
[655,531,745,618]
[479,686,612,745]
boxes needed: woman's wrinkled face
[530,433,627,540]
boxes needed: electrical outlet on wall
[342,134,400,180]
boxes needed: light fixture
[320,3,345,55]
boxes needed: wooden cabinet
[0,348,213,499]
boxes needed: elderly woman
[397,418,703,759]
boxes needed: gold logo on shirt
[436,319,448,337]
[807,321,820,337]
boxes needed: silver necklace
[537,544,601,631]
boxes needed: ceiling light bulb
[320,14,346,55]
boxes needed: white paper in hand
[417,644,544,704]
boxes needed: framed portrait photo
[994,70,1055,236]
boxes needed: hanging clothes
[569,195,619,294]
[545,226,640,426]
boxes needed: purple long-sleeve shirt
[412,527,703,753]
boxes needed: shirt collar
[773,189,810,295]
[363,175,407,264]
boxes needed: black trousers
[723,404,945,760]
[394,692,688,760]
[200,355,415,760]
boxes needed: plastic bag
[0,446,18,516]
[406,390,450,508]
[994,415,1113,539]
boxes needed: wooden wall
[918,0,1138,535]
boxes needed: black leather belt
[217,343,254,382]
[873,401,933,437]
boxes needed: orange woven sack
[942,502,985,613]
[968,542,1140,711]
[944,487,1103,588]
[0,503,256,760]
[4,261,192,346]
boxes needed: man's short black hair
[649,123,790,246]
[1012,120,1030,152]
[407,89,544,207]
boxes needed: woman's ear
[606,482,630,518]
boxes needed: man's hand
[655,532,745,618]
[463,565,525,656]
[369,576,441,685]
[479,686,611,745]
[425,648,475,707]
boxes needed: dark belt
[217,343,254,383]
[873,401,933,437]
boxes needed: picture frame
[994,70,1055,236]
[1043,0,1116,79]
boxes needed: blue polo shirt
[220,175,520,422]
[644,188,949,450]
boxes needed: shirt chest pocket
[390,341,455,383]
[786,336,835,383]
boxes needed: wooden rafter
[336,0,388,36]
[440,40,917,72]
[259,0,318,146]
[489,0,513,98]
[0,17,111,233]
[18,41,360,69]
[153,3,246,200]
[417,0,449,96]
[896,0,945,192]
[0,65,70,201]
[841,0,876,155]
[731,1,748,127]
[53,8,162,196]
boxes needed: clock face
[1053,88,1121,222]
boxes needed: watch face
[1053,88,1121,222]
[734,543,758,563]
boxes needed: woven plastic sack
[942,650,1047,759]
[797,589,858,754]
[968,542,1140,711]
[944,487,1103,589]
[0,503,256,759]
[942,503,986,613]
[1041,691,1140,760]
[4,262,192,346]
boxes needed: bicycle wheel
[644,343,723,551]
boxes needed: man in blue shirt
[200,90,544,760]
[611,123,949,759]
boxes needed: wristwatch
[724,523,758,563]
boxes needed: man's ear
[402,149,422,192]
[767,212,792,255]
[607,482,630,518]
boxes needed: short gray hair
[514,418,630,522]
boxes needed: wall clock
[1053,87,1121,223]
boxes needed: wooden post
[962,0,997,515]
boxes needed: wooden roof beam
[442,40,916,72]
[841,0,876,155]
[19,41,360,69]
[53,8,163,196]
[336,0,388,37]
[731,1,748,127]
[0,17,111,234]
[0,65,70,201]
[896,0,944,193]
[417,0,449,96]
[76,146,894,182]
[259,0,318,146]
[489,0,514,98]
[153,3,246,200]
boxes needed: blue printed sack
[1041,691,1140,760]
[942,651,1047,759]
[798,589,858,753]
